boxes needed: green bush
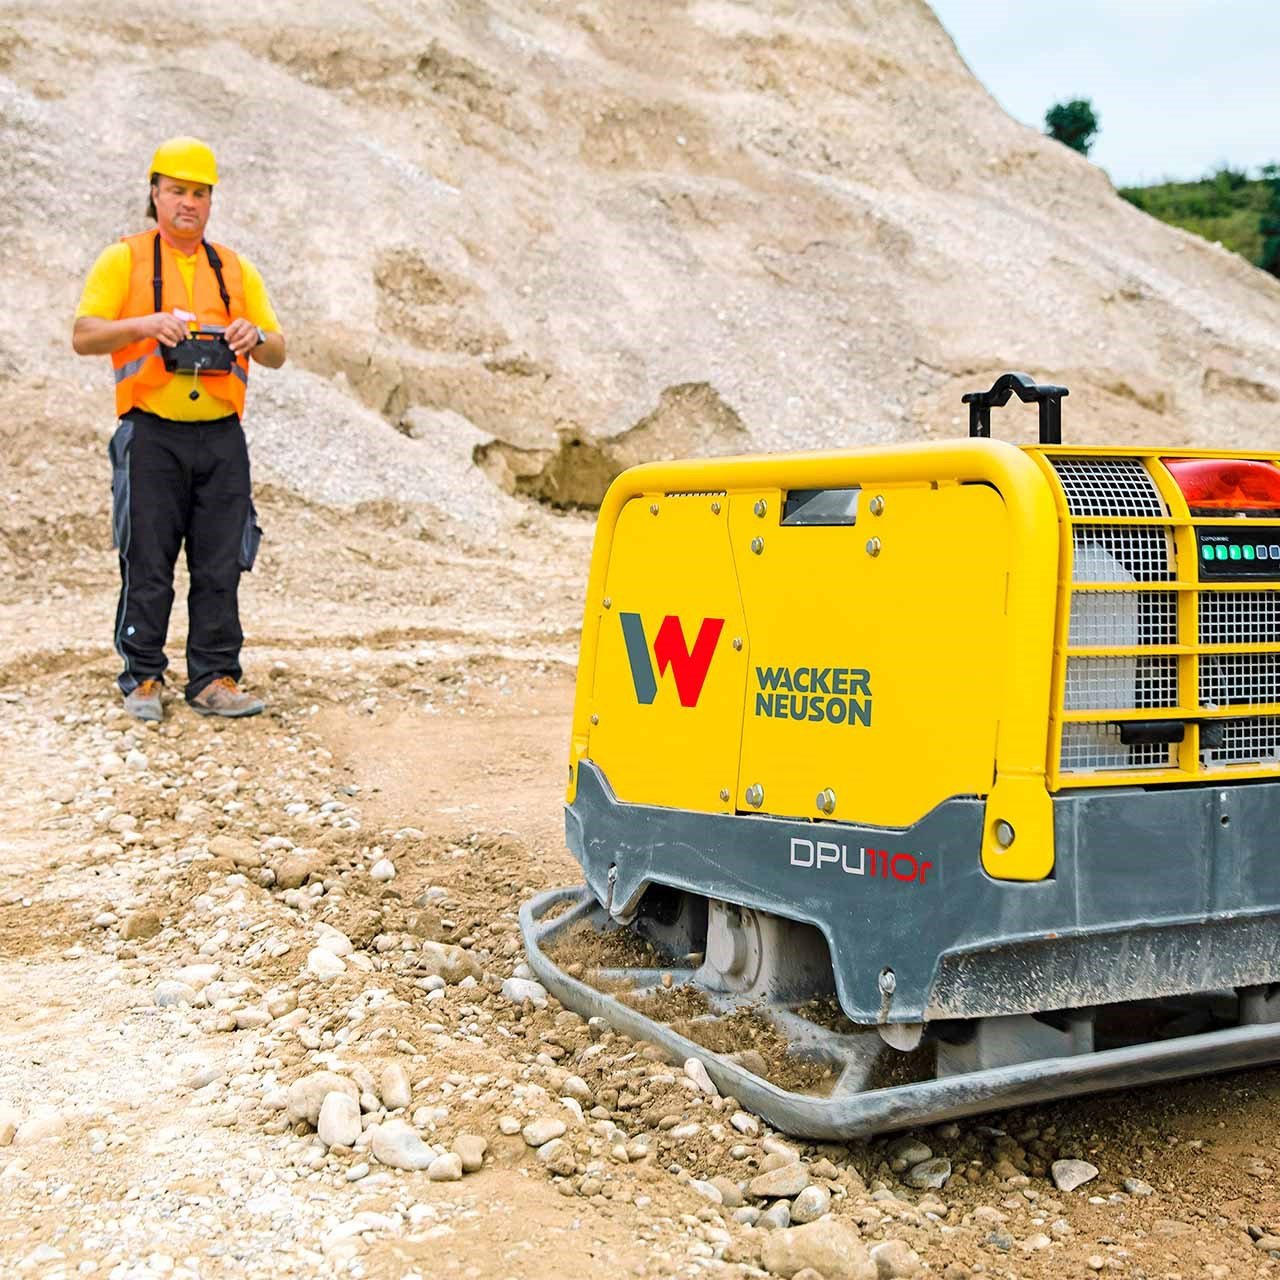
[1045,99,1099,156]
[1118,168,1275,269]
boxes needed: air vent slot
[1050,456,1168,518]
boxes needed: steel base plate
[520,885,1280,1138]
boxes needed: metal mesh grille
[1202,717,1280,766]
[1060,723,1178,772]
[1072,526,1175,582]
[1051,457,1168,518]
[1069,591,1177,647]
[1200,654,1280,707]
[1200,591,1280,645]
[1064,656,1178,711]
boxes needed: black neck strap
[152,231,163,313]
[151,231,232,316]
[202,239,232,313]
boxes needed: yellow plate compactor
[520,373,1280,1136]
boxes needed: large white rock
[371,1120,435,1171]
[306,947,346,980]
[318,1092,362,1149]
[761,1219,877,1279]
[522,1117,567,1147]
[314,923,354,957]
[287,1072,359,1127]
[501,977,548,1006]
[380,1062,412,1110]
[748,1162,811,1199]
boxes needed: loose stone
[287,1072,360,1127]
[758,1201,792,1231]
[370,858,396,882]
[870,1238,923,1277]
[523,1117,568,1148]
[887,1137,932,1172]
[904,1157,952,1189]
[306,947,346,980]
[419,941,482,984]
[318,1093,361,1149]
[501,977,548,1006]
[371,1120,435,1171]
[154,981,197,1007]
[790,1184,832,1224]
[710,1175,744,1208]
[427,1152,463,1181]
[1051,1159,1099,1192]
[749,1163,811,1199]
[761,1219,876,1279]
[453,1134,487,1172]
[380,1062,412,1110]
[684,1057,717,1096]
[121,910,162,941]
[536,1137,577,1177]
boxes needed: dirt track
[3,472,1280,1279]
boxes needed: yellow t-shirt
[76,239,281,421]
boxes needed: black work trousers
[108,410,261,700]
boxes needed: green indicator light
[1202,544,1215,561]
[1229,545,1242,560]
[1217,545,1229,560]
[1244,545,1256,560]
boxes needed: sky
[928,1,1280,187]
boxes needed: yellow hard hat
[148,137,219,186]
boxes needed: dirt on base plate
[674,1007,840,1096]
[622,983,713,1022]
[544,916,675,974]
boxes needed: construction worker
[72,137,285,722]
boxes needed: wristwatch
[254,327,267,348]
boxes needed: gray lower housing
[514,763,1280,1137]
[566,762,1280,1025]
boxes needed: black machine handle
[962,371,1070,445]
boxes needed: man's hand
[73,312,190,356]
[137,311,190,348]
[224,318,261,357]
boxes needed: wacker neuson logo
[755,665,872,727]
[621,613,724,708]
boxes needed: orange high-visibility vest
[110,230,250,417]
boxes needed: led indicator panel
[1197,528,1280,579]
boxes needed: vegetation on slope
[1119,166,1280,276]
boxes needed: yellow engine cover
[569,441,1062,881]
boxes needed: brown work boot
[123,678,164,722]
[189,676,265,719]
